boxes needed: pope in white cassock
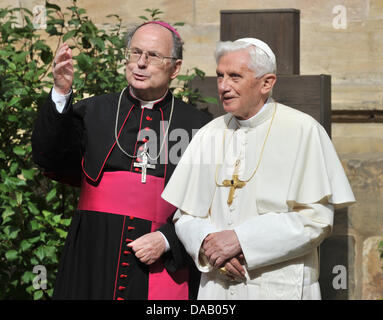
[161,38,355,299]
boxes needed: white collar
[228,97,274,128]
[129,86,168,109]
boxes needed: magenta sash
[77,171,189,300]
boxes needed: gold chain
[215,102,277,186]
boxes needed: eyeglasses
[125,48,177,66]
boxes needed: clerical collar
[226,97,275,129]
[129,86,168,109]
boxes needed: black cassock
[32,88,210,300]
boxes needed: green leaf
[2,207,14,221]
[5,250,18,261]
[90,37,105,50]
[76,52,92,71]
[63,29,76,42]
[26,284,35,295]
[42,210,52,219]
[200,96,218,104]
[13,146,26,156]
[43,246,56,259]
[28,235,41,244]
[28,220,41,232]
[10,228,20,239]
[10,162,19,175]
[45,1,61,11]
[13,51,28,63]
[46,24,60,36]
[3,226,20,239]
[34,246,45,261]
[176,74,194,82]
[8,96,21,107]
[22,168,35,180]
[52,214,61,224]
[0,150,6,159]
[7,115,18,122]
[33,290,43,300]
[194,67,206,78]
[40,49,53,64]
[47,288,54,297]
[55,227,68,239]
[21,271,34,283]
[28,202,40,215]
[16,191,22,205]
[60,218,71,227]
[20,240,32,252]
[45,188,56,202]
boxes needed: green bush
[0,0,214,300]
[0,1,82,300]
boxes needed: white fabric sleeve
[234,203,334,270]
[174,209,219,272]
[51,87,72,113]
[158,231,170,252]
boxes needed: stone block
[177,25,219,77]
[300,19,383,111]
[342,153,383,236]
[362,236,383,299]
[370,0,383,19]
[333,123,383,155]
[194,0,369,24]
[79,0,194,25]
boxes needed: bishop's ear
[261,74,277,95]
[170,59,182,80]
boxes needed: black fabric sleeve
[157,221,201,299]
[156,221,190,272]
[31,90,84,186]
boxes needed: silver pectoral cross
[134,143,156,183]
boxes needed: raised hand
[53,42,74,95]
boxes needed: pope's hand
[202,230,242,268]
[222,255,246,281]
[127,231,166,265]
[53,42,74,95]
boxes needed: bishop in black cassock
[32,21,210,300]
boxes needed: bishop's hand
[127,231,166,265]
[202,230,242,268]
[53,42,74,95]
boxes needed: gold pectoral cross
[222,160,246,205]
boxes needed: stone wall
[2,0,382,299]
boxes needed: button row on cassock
[116,218,135,300]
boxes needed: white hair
[215,40,277,77]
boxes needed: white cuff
[158,231,170,252]
[52,87,72,113]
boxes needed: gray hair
[215,41,277,77]
[125,24,183,61]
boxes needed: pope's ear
[261,74,277,95]
[170,59,182,80]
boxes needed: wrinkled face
[216,49,265,120]
[126,24,181,100]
